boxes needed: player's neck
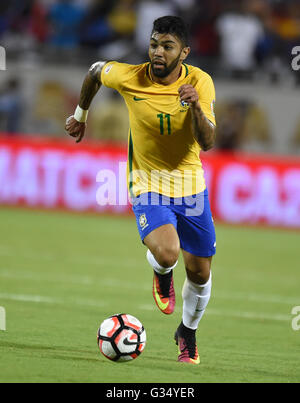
[151,64,182,86]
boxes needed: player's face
[149,32,189,78]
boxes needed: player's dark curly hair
[152,16,189,47]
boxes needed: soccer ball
[97,314,146,362]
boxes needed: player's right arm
[65,61,107,143]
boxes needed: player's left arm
[178,84,216,151]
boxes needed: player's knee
[155,244,180,268]
[186,267,211,285]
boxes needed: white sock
[146,249,178,275]
[182,273,212,330]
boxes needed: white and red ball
[97,314,146,362]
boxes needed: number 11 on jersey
[157,113,171,135]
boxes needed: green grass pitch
[0,207,299,383]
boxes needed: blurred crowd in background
[0,0,300,153]
[1,0,300,76]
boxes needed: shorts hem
[140,220,177,242]
[181,246,216,258]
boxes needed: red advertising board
[0,135,299,229]
[203,152,300,228]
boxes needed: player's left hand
[178,85,199,106]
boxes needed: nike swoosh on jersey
[133,96,148,101]
[153,280,169,311]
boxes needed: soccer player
[65,16,216,365]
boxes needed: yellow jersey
[101,62,216,198]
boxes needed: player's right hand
[65,116,86,143]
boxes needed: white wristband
[74,105,89,123]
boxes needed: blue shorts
[132,189,216,257]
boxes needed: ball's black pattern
[97,314,145,362]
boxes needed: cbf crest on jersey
[180,99,190,110]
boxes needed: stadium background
[0,0,300,227]
[0,0,300,384]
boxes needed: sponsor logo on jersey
[133,96,148,101]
